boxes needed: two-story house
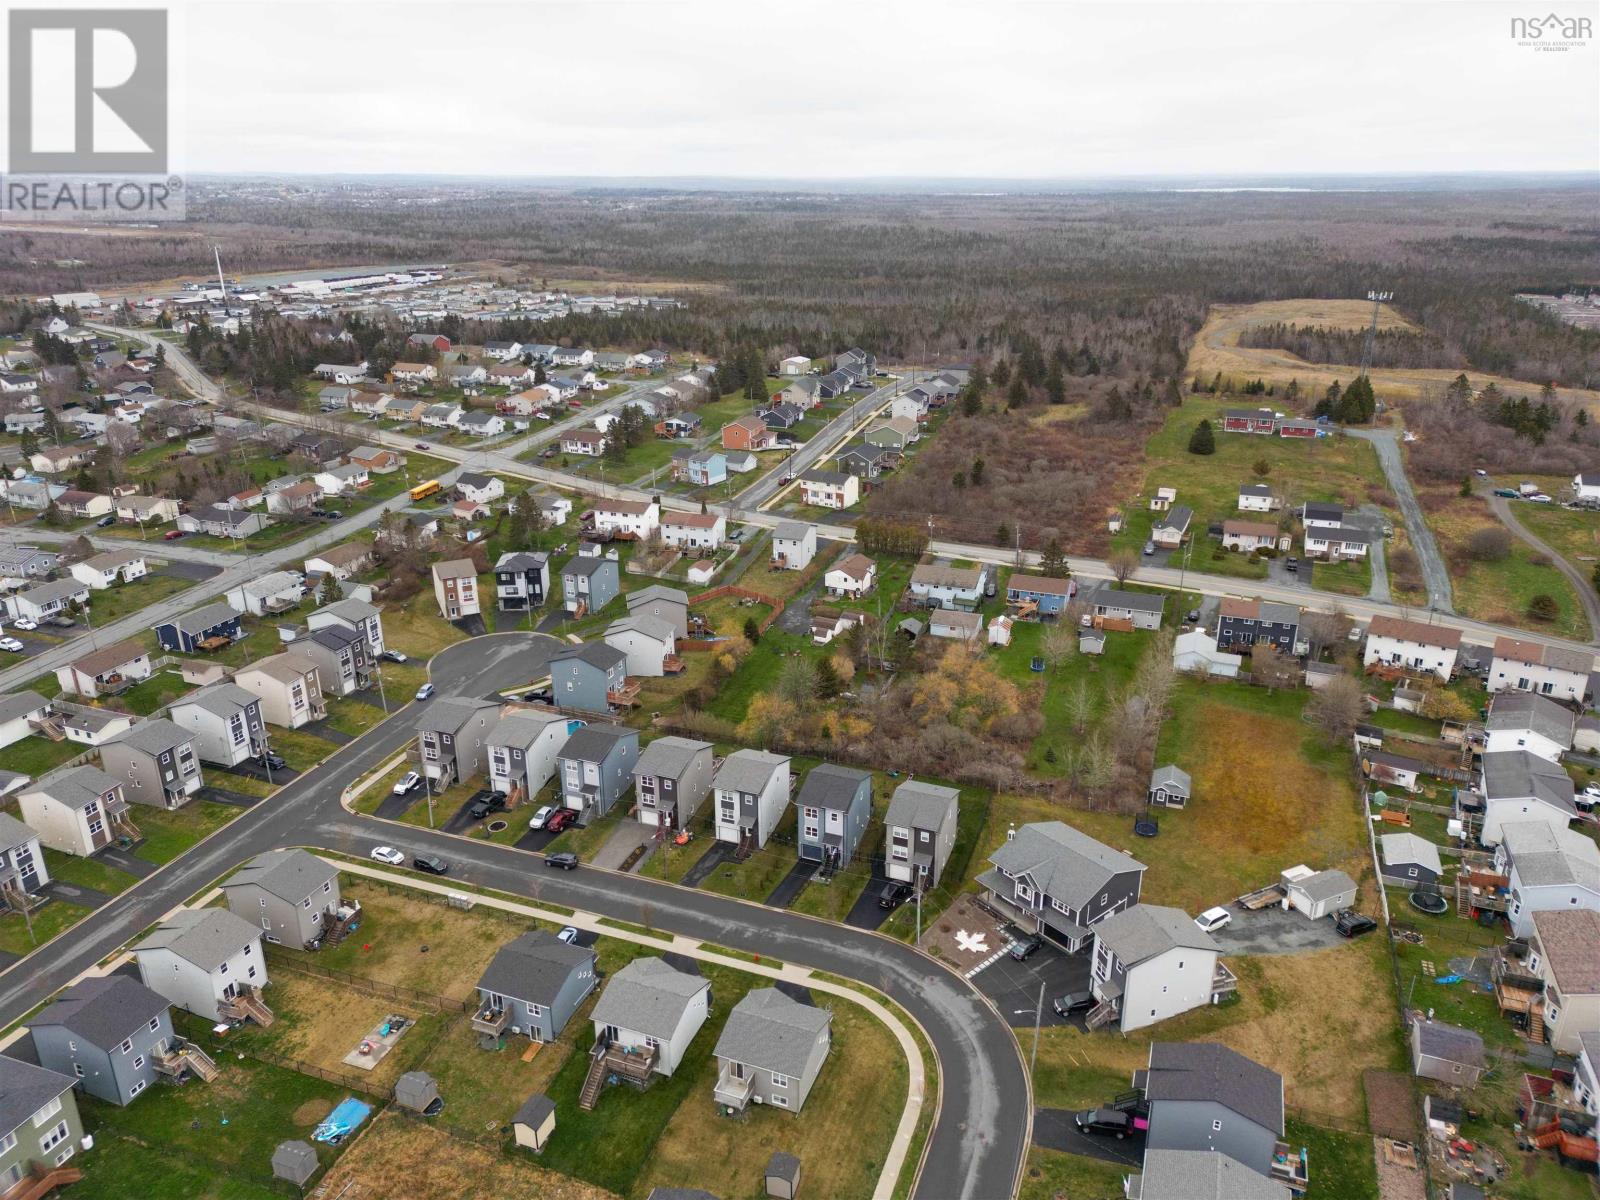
[234,653,325,730]
[221,849,344,948]
[1525,909,1600,1054]
[54,638,153,700]
[771,522,817,571]
[1237,483,1281,512]
[68,550,147,591]
[472,931,597,1047]
[825,554,876,599]
[795,763,872,871]
[1087,903,1233,1032]
[1142,1042,1286,1181]
[134,908,272,1025]
[0,813,50,906]
[977,820,1147,951]
[1484,692,1575,763]
[169,684,267,768]
[660,510,725,551]
[1496,821,1600,938]
[1215,598,1303,656]
[562,553,620,617]
[626,586,689,640]
[305,596,386,660]
[293,626,371,697]
[798,470,859,509]
[712,750,792,853]
[884,780,960,892]
[632,736,715,832]
[1362,615,1462,681]
[555,724,640,817]
[494,552,550,612]
[909,563,990,611]
[0,1057,86,1184]
[593,499,660,541]
[31,976,196,1105]
[712,988,833,1114]
[548,642,630,713]
[454,472,505,505]
[1488,636,1593,701]
[415,698,500,788]
[486,710,578,804]
[1479,750,1577,845]
[588,957,710,1082]
[17,767,137,857]
[604,616,677,677]
[431,559,481,620]
[100,718,204,809]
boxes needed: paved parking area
[764,860,817,908]
[1032,1108,1144,1167]
[1209,902,1345,955]
[440,788,498,835]
[218,760,299,786]
[843,857,896,930]
[973,941,1092,1029]
[157,561,222,582]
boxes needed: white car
[11,618,37,631]
[556,926,580,945]
[369,845,405,866]
[1528,493,1553,504]
[415,683,435,701]
[1474,469,1488,477]
[392,771,421,795]
[1194,906,1233,934]
[0,637,23,653]
[529,805,554,830]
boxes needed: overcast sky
[177,0,1598,178]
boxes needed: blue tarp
[313,1097,372,1143]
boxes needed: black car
[468,793,508,820]
[1051,989,1095,1018]
[1073,1108,1132,1139]
[1333,909,1377,938]
[257,752,287,771]
[545,852,579,870]
[1009,932,1044,962]
[412,853,448,875]
[323,510,343,520]
[1284,557,1299,573]
[877,882,913,910]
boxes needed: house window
[0,1131,14,1155]
[302,897,311,909]
[120,1038,133,1055]
[73,1064,84,1078]
[1212,1119,1223,1132]
[771,1072,790,1088]
[772,1094,790,1108]
[149,1017,160,1032]
[129,1079,146,1098]
[133,1055,144,1070]
[1015,883,1035,906]
[260,897,267,907]
[38,1118,68,1150]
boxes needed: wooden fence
[265,951,470,1014]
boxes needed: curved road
[1482,484,1600,639]
[0,633,1029,1200]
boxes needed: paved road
[1348,427,1454,613]
[0,524,242,569]
[741,378,905,511]
[1483,484,1600,639]
[0,632,1029,1200]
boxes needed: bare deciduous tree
[1308,673,1364,744]
[1250,645,1299,691]
[1109,550,1137,584]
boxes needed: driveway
[440,789,499,835]
[195,786,262,809]
[764,860,817,909]
[156,560,223,582]
[1209,903,1345,955]
[217,760,299,786]
[843,857,897,931]
[1266,556,1313,591]
[1348,427,1453,611]
[1349,504,1393,604]
[1032,1108,1144,1168]
[973,941,1093,1029]
[681,841,732,887]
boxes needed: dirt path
[1349,430,1453,612]
[1482,486,1600,644]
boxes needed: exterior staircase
[1084,998,1119,1031]
[1529,1006,1545,1044]
[155,1039,219,1082]
[579,1050,609,1111]
[0,1166,84,1200]
[222,989,275,1028]
[734,826,756,863]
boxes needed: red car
[544,808,578,834]
[163,529,187,540]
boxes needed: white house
[589,957,710,1079]
[313,463,369,495]
[1172,630,1242,678]
[391,362,438,383]
[1484,692,1575,764]
[225,571,305,617]
[1089,904,1232,1032]
[1480,750,1579,846]
[1362,615,1462,682]
[485,709,574,804]
[69,551,148,591]
[1304,524,1370,560]
[1488,636,1593,702]
[604,616,676,677]
[1495,821,1600,938]
[1526,910,1600,1054]
[712,750,791,851]
[779,355,812,375]
[592,498,659,540]
[798,470,858,509]
[825,553,876,598]
[660,511,724,551]
[455,472,505,505]
[1237,483,1281,512]
[1573,472,1600,502]
[909,562,990,611]
[3,577,90,624]
[134,908,270,1023]
[772,521,817,571]
[0,691,50,751]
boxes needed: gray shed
[394,1070,440,1114]
[271,1140,318,1186]
[513,1092,556,1151]
[765,1151,802,1199]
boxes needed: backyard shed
[1411,1018,1486,1089]
[513,1092,556,1151]
[1148,765,1191,809]
[271,1140,318,1186]
[1379,833,1443,889]
[394,1070,440,1114]
[765,1151,803,1199]
[1281,866,1358,919]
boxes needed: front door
[603,1024,619,1045]
[222,981,237,1000]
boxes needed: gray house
[495,551,550,612]
[0,1056,85,1184]
[100,718,204,809]
[1380,833,1443,890]
[221,849,343,948]
[977,820,1147,951]
[1093,588,1165,631]
[548,642,629,714]
[292,625,370,698]
[472,931,598,1045]
[626,585,690,640]
[633,736,715,831]
[561,553,620,616]
[795,764,873,870]
[1141,1042,1285,1178]
[1127,1150,1292,1200]
[416,698,500,788]
[1411,1019,1486,1089]
[712,987,833,1114]
[168,683,267,768]
[0,814,49,905]
[885,781,960,891]
[30,976,199,1105]
[1148,765,1192,808]
[556,723,641,818]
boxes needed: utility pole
[1359,290,1392,379]
[1030,980,1045,1075]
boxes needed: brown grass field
[241,971,434,1089]
[1187,298,1600,407]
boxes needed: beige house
[432,559,481,620]
[303,542,374,581]
[17,766,138,857]
[55,637,153,699]
[1527,910,1600,1054]
[235,653,326,729]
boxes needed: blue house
[547,642,629,713]
[795,763,873,870]
[555,723,641,817]
[155,601,244,654]
[1005,574,1076,618]
[561,552,620,617]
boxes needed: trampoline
[1409,890,1449,915]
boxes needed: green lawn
[41,849,138,895]
[84,571,193,624]
[132,800,241,865]
[1019,1146,1126,1200]
[322,695,389,738]
[1312,555,1374,597]
[1289,1119,1379,1200]
[3,734,85,776]
[113,667,195,715]
[698,804,802,902]
[0,898,89,956]
[1389,900,1520,1048]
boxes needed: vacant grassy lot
[0,898,90,957]
[70,1053,348,1200]
[385,590,470,659]
[132,800,241,865]
[84,571,193,624]
[1019,1147,1125,1200]
[1287,1119,1379,1200]
[41,849,139,895]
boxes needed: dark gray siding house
[1216,598,1302,655]
[561,553,620,616]
[221,849,343,947]
[30,976,177,1106]
[1379,833,1443,890]
[633,736,715,830]
[154,601,244,654]
[977,820,1147,951]
[473,931,598,1044]
[884,780,959,890]
[795,764,873,870]
[1141,1042,1285,1177]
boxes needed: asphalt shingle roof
[1134,1149,1291,1200]
[1144,1042,1284,1134]
[1414,1019,1485,1068]
[712,987,832,1077]
[1481,750,1577,816]
[223,849,338,904]
[32,975,169,1050]
[795,763,872,813]
[1380,833,1443,877]
[1095,904,1219,966]
[0,813,38,857]
[167,601,242,637]
[633,736,711,782]
[134,908,260,972]
[1486,692,1576,746]
[590,957,709,1041]
[984,820,1143,906]
[886,780,961,833]
[714,749,790,796]
[0,1055,75,1138]
[1500,821,1600,889]
[103,716,192,757]
[558,723,635,764]
[477,931,595,1005]
[174,682,258,719]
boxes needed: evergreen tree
[1046,363,1066,405]
[1006,375,1027,407]
[1039,538,1070,578]
[1162,377,1181,407]
[742,617,761,645]
[970,457,986,486]
[995,521,1011,547]
[1188,419,1216,455]
[318,572,343,606]
[992,359,1011,387]
[960,382,983,417]
[18,427,38,458]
